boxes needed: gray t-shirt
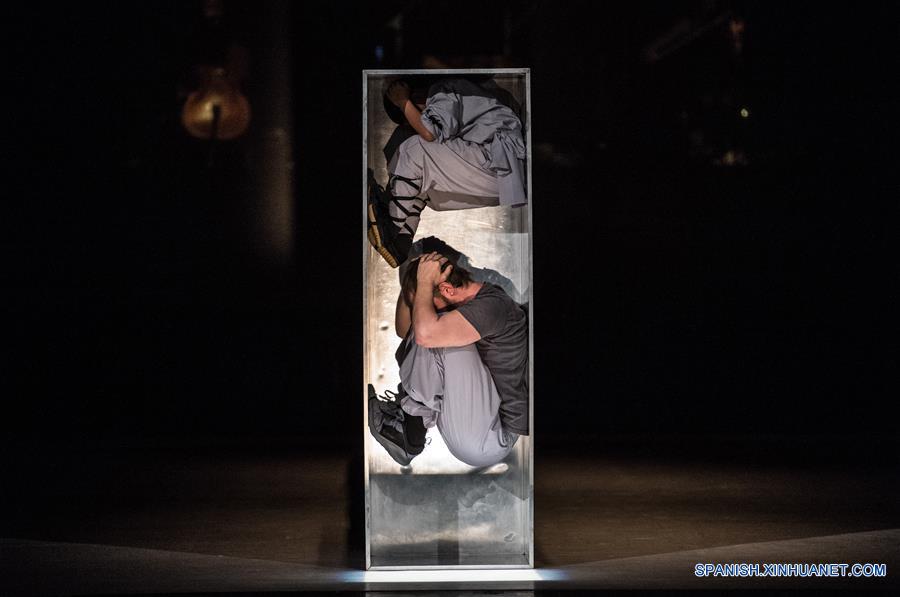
[457,283,529,435]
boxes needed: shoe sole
[368,395,413,466]
[367,202,399,268]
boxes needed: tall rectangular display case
[363,69,533,569]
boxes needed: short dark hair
[401,256,474,307]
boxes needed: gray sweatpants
[397,329,518,467]
[387,135,500,239]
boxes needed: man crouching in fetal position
[368,249,529,468]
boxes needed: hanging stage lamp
[181,66,251,140]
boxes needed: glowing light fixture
[740,108,750,118]
[181,0,251,142]
[181,67,251,140]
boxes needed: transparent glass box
[363,69,533,569]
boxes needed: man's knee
[443,437,511,468]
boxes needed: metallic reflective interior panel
[364,70,533,569]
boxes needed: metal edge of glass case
[363,68,533,570]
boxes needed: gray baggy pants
[386,135,500,239]
[397,330,518,467]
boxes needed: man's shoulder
[474,283,519,306]
[462,283,523,321]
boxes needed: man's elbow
[421,131,436,142]
[414,329,439,348]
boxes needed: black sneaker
[367,384,426,466]
[367,170,411,268]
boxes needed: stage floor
[2,434,898,593]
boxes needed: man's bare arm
[412,253,481,348]
[395,286,412,339]
[414,310,481,348]
[400,101,436,142]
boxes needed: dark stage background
[4,0,897,449]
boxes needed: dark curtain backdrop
[4,1,897,446]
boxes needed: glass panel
[364,70,532,569]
